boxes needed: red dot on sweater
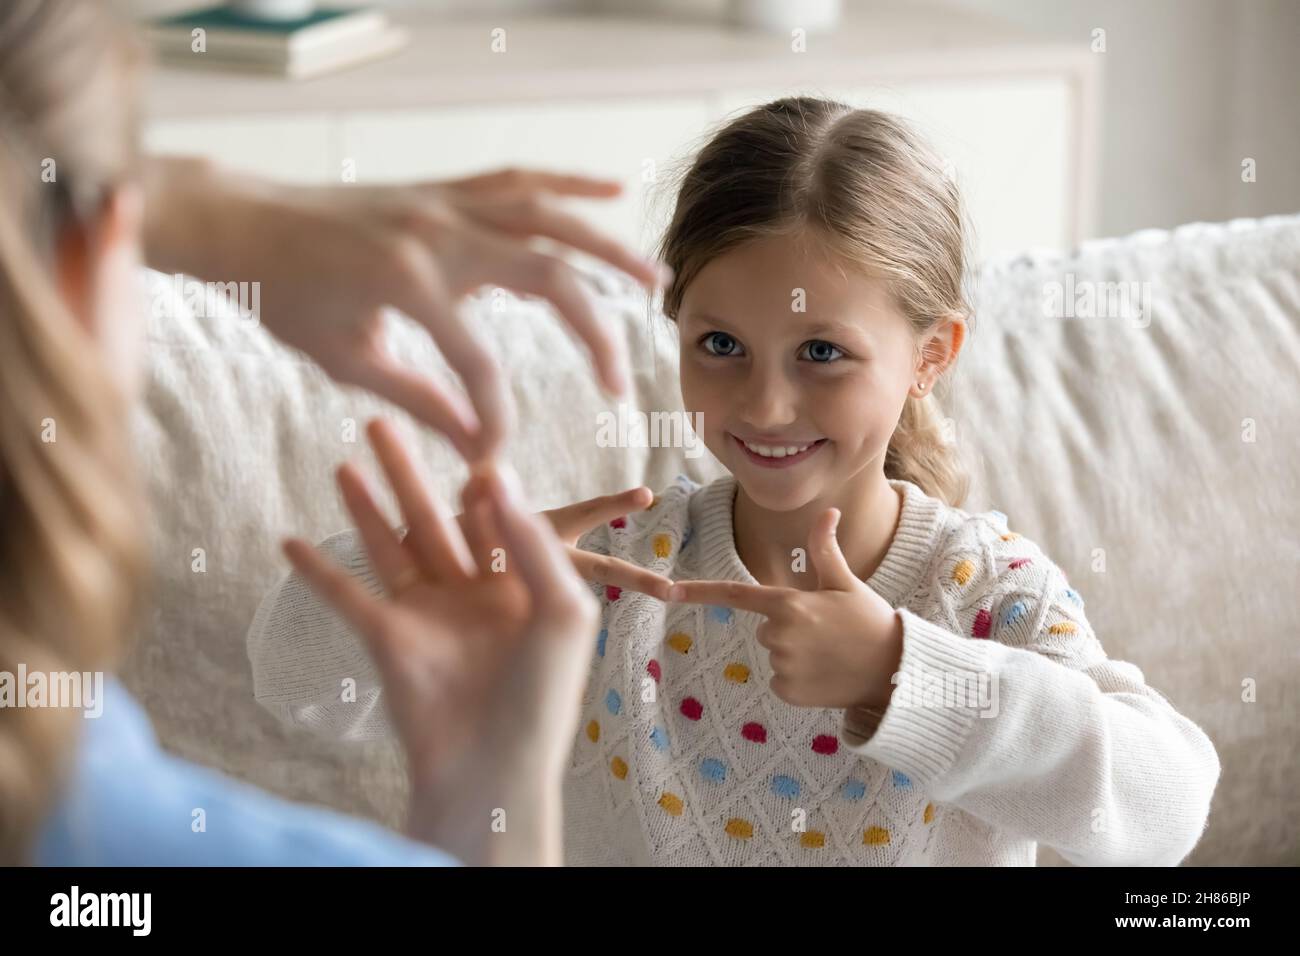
[1009,558,1032,570]
[741,722,767,744]
[972,607,992,638]
[680,697,703,721]
[610,517,626,529]
[811,734,839,756]
[605,585,621,602]
[647,659,661,682]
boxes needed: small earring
[917,382,926,391]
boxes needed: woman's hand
[669,508,905,712]
[143,157,669,463]
[282,418,598,866]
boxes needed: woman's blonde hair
[0,0,147,863]
[656,96,973,506]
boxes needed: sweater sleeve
[841,532,1221,867]
[245,528,395,741]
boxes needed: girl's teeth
[743,440,812,458]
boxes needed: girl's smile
[730,433,828,468]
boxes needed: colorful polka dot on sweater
[863,826,890,846]
[700,758,726,782]
[741,722,767,744]
[952,559,975,585]
[653,534,672,558]
[680,697,703,721]
[772,775,800,798]
[800,831,826,849]
[658,792,684,816]
[811,734,839,756]
[667,632,692,654]
[605,689,622,715]
[725,819,753,839]
[649,725,670,751]
[723,662,750,683]
[646,659,661,682]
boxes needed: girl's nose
[738,365,799,429]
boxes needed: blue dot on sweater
[1000,601,1027,628]
[649,726,669,751]
[1064,587,1085,608]
[681,526,694,549]
[700,758,726,782]
[892,770,912,789]
[605,689,622,715]
[710,606,734,625]
[842,779,867,801]
[596,628,608,657]
[771,775,801,798]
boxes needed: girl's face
[678,231,921,513]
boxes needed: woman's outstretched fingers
[482,465,590,613]
[366,419,474,581]
[335,462,416,594]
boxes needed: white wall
[943,0,1300,236]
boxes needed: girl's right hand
[283,418,598,866]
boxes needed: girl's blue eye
[801,340,844,363]
[701,332,742,357]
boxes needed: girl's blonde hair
[0,0,147,863]
[657,96,972,506]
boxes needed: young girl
[250,97,1221,866]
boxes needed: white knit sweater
[246,473,1221,866]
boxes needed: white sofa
[123,214,1300,865]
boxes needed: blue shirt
[35,678,460,866]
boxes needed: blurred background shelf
[140,1,1100,262]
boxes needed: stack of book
[148,4,409,80]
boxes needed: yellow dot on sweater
[952,559,975,586]
[723,663,750,683]
[653,534,671,558]
[658,792,684,816]
[1001,532,1021,541]
[800,831,826,849]
[667,632,693,654]
[863,826,891,846]
[725,818,753,839]
[586,720,600,743]
[610,757,627,779]
[1048,621,1078,635]
[923,803,935,824]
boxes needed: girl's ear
[54,182,145,342]
[916,313,967,382]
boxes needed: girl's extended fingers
[667,579,795,619]
[542,486,653,541]
[366,419,475,581]
[336,462,416,595]
[569,548,673,602]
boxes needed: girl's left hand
[669,508,904,711]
